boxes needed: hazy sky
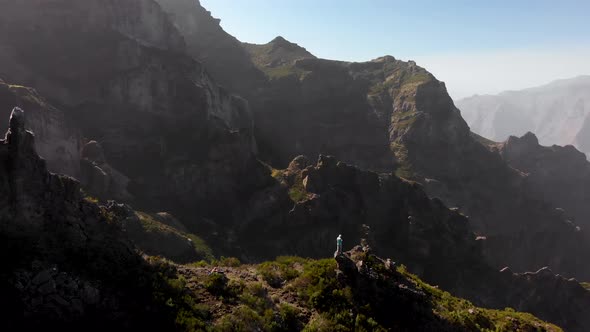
[200,0,590,99]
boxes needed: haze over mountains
[457,76,590,155]
[0,0,589,330]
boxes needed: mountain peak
[269,35,289,44]
[243,36,315,70]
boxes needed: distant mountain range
[456,76,590,155]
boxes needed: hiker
[336,234,343,254]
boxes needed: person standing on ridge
[336,234,343,254]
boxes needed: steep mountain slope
[0,79,81,176]
[496,132,590,229]
[0,0,271,228]
[0,108,183,330]
[234,42,590,280]
[457,76,590,155]
[1,1,589,329]
[250,155,590,332]
[153,0,267,96]
[169,248,562,331]
[1,108,568,331]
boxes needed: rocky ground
[161,246,562,331]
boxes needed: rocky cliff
[498,132,590,229]
[153,0,267,95]
[233,41,590,280]
[0,79,81,176]
[0,108,183,330]
[249,155,480,285]
[2,0,590,330]
[0,0,271,229]
[243,154,590,331]
[457,76,590,155]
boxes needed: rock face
[250,55,398,171]
[334,247,564,332]
[108,202,212,263]
[249,155,482,287]
[0,79,81,176]
[456,75,590,155]
[458,266,590,332]
[0,109,173,329]
[153,0,267,95]
[498,132,590,229]
[243,36,316,69]
[233,42,590,280]
[0,0,270,228]
[80,140,132,201]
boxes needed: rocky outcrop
[237,44,590,280]
[243,36,316,69]
[153,0,267,95]
[366,58,590,280]
[80,140,132,201]
[246,155,482,288]
[457,75,590,155]
[249,55,397,171]
[0,79,81,176]
[333,247,562,332]
[0,0,271,231]
[0,109,176,329]
[499,132,590,229]
[455,265,590,332]
[108,201,212,263]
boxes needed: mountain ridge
[1,0,590,330]
[457,75,590,156]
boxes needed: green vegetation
[84,195,99,204]
[288,186,308,203]
[391,142,416,179]
[396,265,561,331]
[144,254,560,332]
[402,71,432,85]
[271,167,311,203]
[242,39,313,81]
[265,65,308,80]
[148,257,211,332]
[367,63,432,95]
[136,212,214,262]
[204,273,242,300]
[217,256,242,267]
[212,275,302,331]
[257,256,308,288]
[294,259,358,330]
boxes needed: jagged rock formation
[0,108,177,330]
[254,155,480,286]
[0,0,271,229]
[169,249,562,331]
[107,202,212,263]
[333,248,563,331]
[243,36,316,70]
[236,40,590,280]
[454,265,590,332]
[80,140,132,201]
[497,132,590,229]
[0,79,81,176]
[457,76,590,155]
[0,108,570,330]
[153,0,267,95]
[249,155,590,331]
[1,0,589,329]
[251,54,398,171]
